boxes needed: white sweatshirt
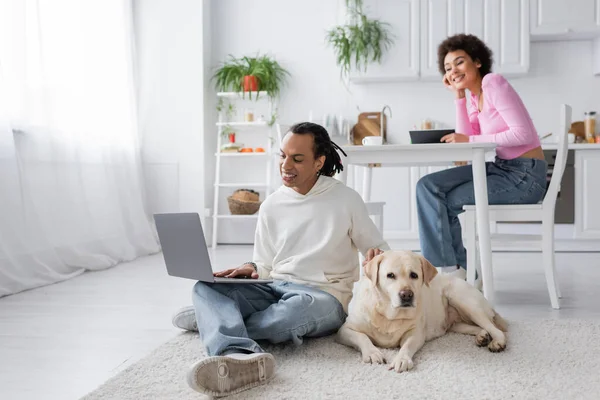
[253,175,390,312]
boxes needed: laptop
[154,212,273,284]
[409,129,455,144]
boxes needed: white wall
[135,0,600,243]
[134,0,207,222]
[209,0,600,139]
[207,0,600,240]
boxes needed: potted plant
[212,54,290,99]
[326,0,394,79]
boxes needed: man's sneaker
[171,306,197,332]
[187,353,276,397]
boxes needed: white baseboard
[384,233,600,252]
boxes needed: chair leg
[552,243,562,299]
[546,218,562,301]
[465,211,477,286]
[542,220,560,309]
[358,253,365,278]
[554,261,562,299]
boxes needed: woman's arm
[469,74,536,147]
[455,97,480,136]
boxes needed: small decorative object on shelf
[244,108,255,122]
[227,189,261,215]
[421,119,433,130]
[220,132,243,153]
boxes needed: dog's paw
[388,353,414,373]
[361,348,386,364]
[476,330,492,347]
[488,338,507,352]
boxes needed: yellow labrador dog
[336,250,508,373]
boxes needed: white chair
[463,104,571,310]
[365,201,385,234]
[359,201,386,275]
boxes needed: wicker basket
[227,189,261,215]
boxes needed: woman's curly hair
[437,34,493,77]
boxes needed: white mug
[567,133,575,144]
[362,136,383,146]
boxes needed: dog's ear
[364,254,383,287]
[420,256,438,287]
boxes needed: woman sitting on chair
[416,33,548,277]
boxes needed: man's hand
[214,263,259,279]
[441,133,469,143]
[362,248,385,267]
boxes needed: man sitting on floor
[171,122,389,397]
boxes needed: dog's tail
[493,313,509,332]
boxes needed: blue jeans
[416,157,548,269]
[192,280,347,356]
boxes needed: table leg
[362,166,372,201]
[472,149,494,305]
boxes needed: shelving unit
[215,121,267,127]
[214,153,270,158]
[211,91,276,248]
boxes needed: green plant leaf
[325,6,394,79]
[212,53,290,100]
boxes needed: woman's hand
[214,263,259,279]
[443,74,465,99]
[441,133,469,143]
[441,132,469,163]
[363,248,385,267]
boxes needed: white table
[338,143,498,304]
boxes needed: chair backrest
[542,104,572,209]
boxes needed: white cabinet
[348,0,420,83]
[575,150,600,239]
[350,0,529,83]
[370,165,450,241]
[369,166,420,239]
[593,37,600,75]
[484,0,530,75]
[419,0,464,79]
[531,0,600,40]
[421,0,529,78]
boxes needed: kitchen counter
[541,143,600,150]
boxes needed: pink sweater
[455,73,540,160]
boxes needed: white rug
[82,319,600,399]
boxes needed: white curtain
[0,0,159,297]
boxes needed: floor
[1,245,599,400]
